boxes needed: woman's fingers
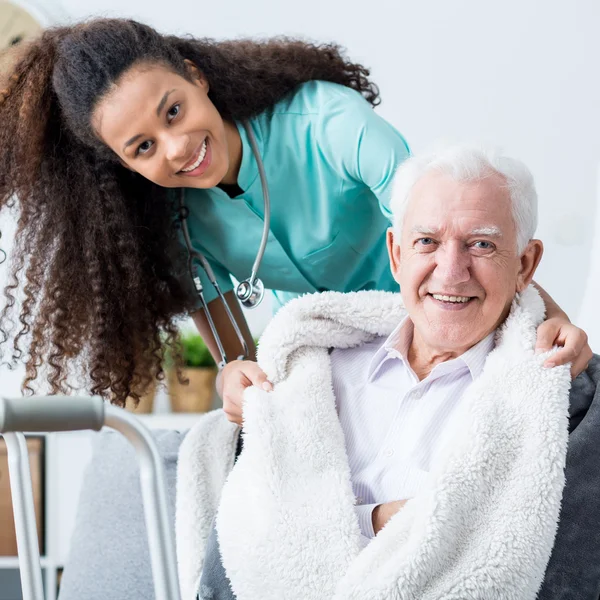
[549,341,592,378]
[534,319,559,355]
[221,360,272,425]
[241,361,274,391]
[570,344,593,379]
[536,319,592,378]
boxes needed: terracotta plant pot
[168,367,217,413]
[125,380,156,414]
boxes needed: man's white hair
[390,144,538,254]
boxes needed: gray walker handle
[0,396,182,600]
[0,396,105,432]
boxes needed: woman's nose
[165,135,189,162]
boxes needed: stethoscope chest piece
[236,277,265,309]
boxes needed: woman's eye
[167,103,180,121]
[136,140,153,156]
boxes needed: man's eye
[473,240,493,250]
[418,238,434,245]
[136,140,153,156]
[167,103,180,121]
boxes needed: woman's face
[93,61,241,188]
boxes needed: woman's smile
[178,138,211,178]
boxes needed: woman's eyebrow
[156,88,176,116]
[122,89,178,151]
[123,134,143,151]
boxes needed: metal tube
[3,432,44,600]
[179,194,250,363]
[243,120,270,284]
[104,406,181,600]
[0,396,105,433]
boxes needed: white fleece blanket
[176,288,572,600]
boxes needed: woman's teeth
[181,140,207,173]
[432,294,471,303]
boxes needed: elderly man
[336,146,544,540]
[176,145,600,600]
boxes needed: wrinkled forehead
[403,170,514,238]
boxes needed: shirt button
[356,497,363,505]
[384,448,394,458]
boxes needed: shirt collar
[367,316,412,382]
[458,331,496,379]
[367,317,496,383]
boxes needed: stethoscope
[178,120,270,368]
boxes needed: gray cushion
[58,429,186,600]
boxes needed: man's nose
[164,134,190,162]
[433,242,471,285]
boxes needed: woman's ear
[184,59,209,93]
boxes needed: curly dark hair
[0,18,381,405]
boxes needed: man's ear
[386,228,402,284]
[184,59,209,92]
[516,239,544,292]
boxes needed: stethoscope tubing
[179,207,249,368]
[243,120,270,284]
[178,120,270,367]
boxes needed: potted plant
[124,380,157,414]
[167,332,217,413]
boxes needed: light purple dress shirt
[331,316,495,540]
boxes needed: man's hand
[219,360,273,426]
[372,500,407,535]
[535,317,592,379]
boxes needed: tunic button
[384,448,394,458]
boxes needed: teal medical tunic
[183,80,410,309]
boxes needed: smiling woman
[0,18,396,405]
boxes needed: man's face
[387,170,543,354]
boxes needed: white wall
[578,163,600,350]
[2,0,599,394]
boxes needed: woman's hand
[219,360,273,426]
[536,317,592,379]
[533,282,592,378]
